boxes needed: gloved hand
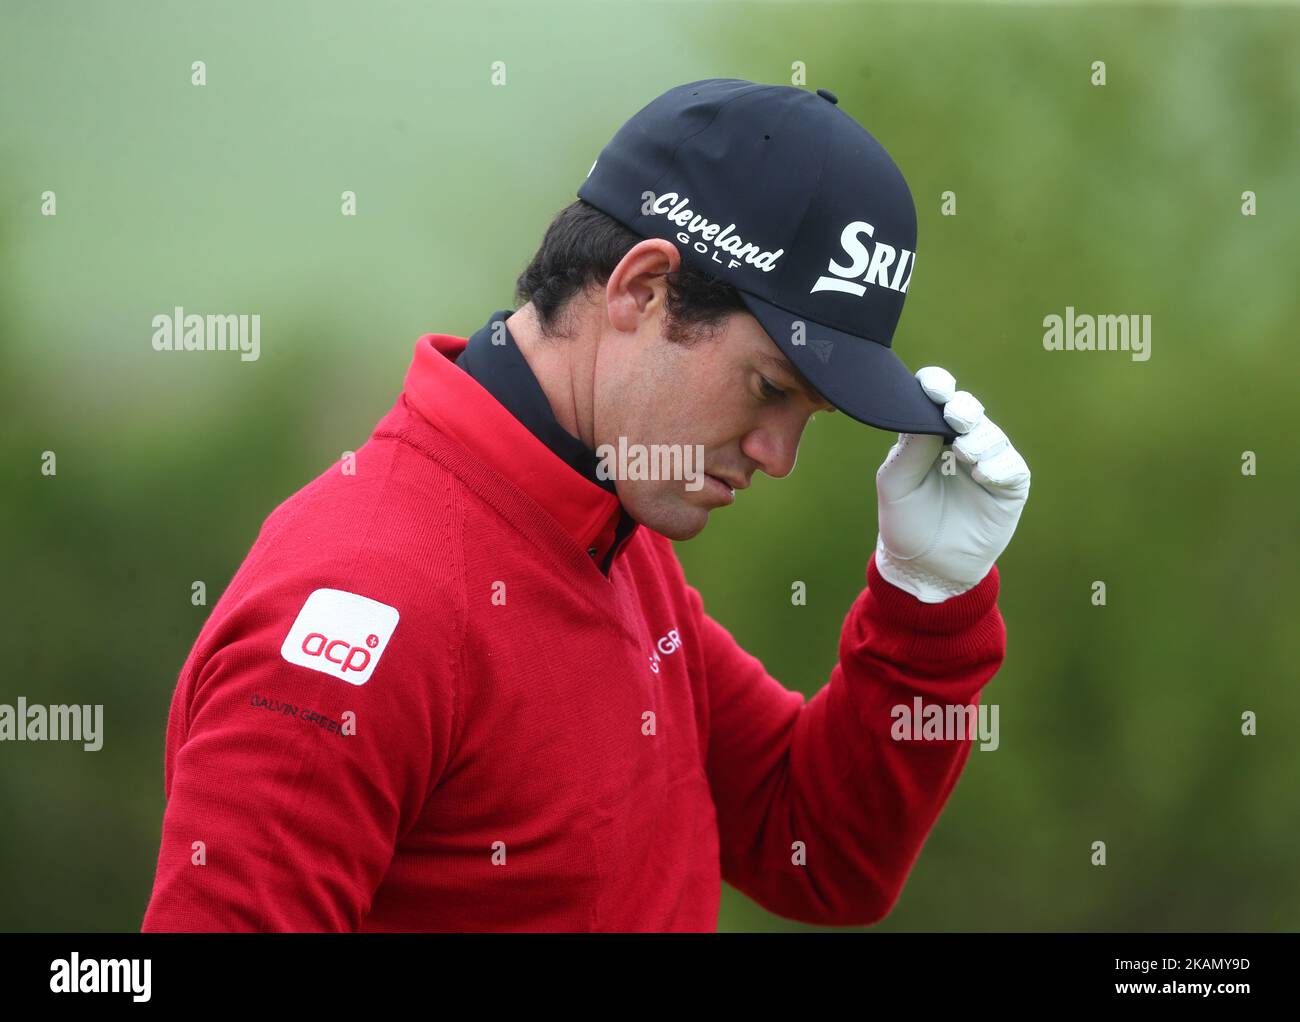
[874,366,1030,603]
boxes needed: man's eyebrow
[757,353,837,412]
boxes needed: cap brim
[739,292,958,442]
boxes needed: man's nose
[740,423,802,479]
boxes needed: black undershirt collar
[455,309,638,573]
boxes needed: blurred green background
[2,0,1297,932]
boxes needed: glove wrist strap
[874,538,976,604]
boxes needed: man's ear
[606,239,681,332]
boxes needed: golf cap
[577,77,957,442]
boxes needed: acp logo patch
[280,588,399,686]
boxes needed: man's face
[593,304,835,541]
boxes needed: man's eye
[758,375,786,400]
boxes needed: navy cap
[577,78,956,441]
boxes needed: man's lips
[702,472,749,506]
[706,471,748,491]
[702,474,735,505]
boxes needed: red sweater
[140,328,1007,932]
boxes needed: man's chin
[625,501,711,542]
[658,517,709,541]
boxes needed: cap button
[815,88,839,105]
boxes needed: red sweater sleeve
[140,576,458,932]
[693,550,1006,926]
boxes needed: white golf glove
[874,366,1030,603]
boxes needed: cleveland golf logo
[810,220,915,297]
[280,589,400,686]
[640,190,784,272]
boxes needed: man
[141,78,1029,932]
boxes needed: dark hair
[514,199,746,345]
